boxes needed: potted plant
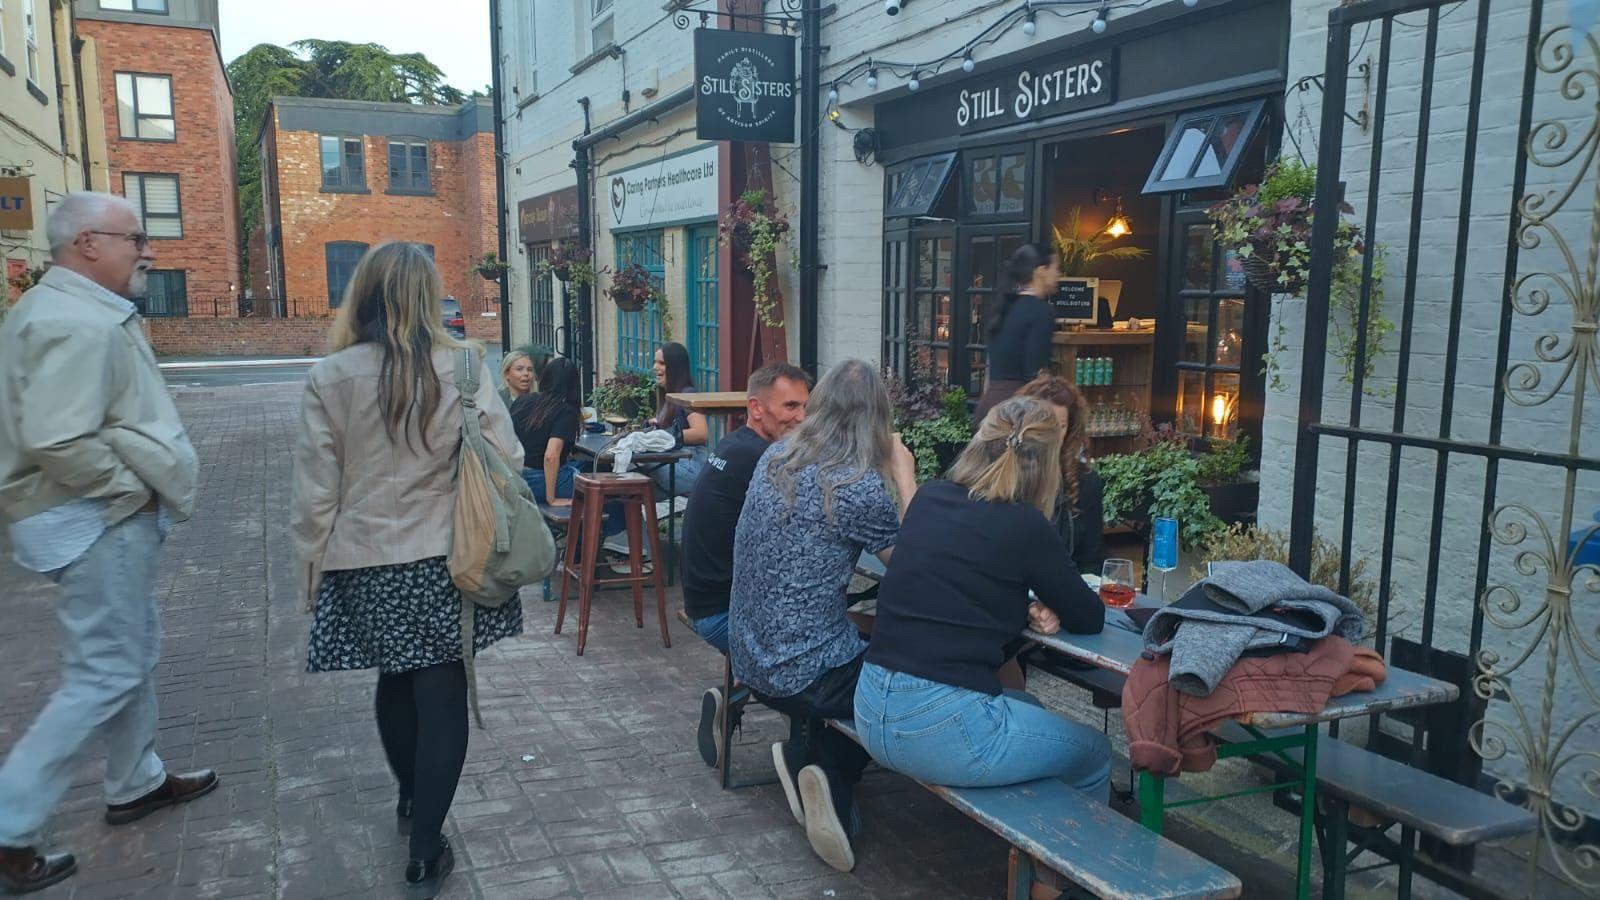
[589,371,657,425]
[1093,428,1224,552]
[1052,205,1149,277]
[885,359,973,483]
[536,241,601,287]
[1208,157,1363,296]
[719,189,791,327]
[1195,435,1259,525]
[608,262,673,340]
[473,252,510,282]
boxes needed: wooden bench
[1213,721,1535,896]
[826,718,1240,900]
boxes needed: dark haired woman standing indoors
[291,242,523,898]
[974,243,1061,423]
[649,342,710,496]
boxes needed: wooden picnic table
[849,550,1458,899]
[666,391,747,412]
[573,431,692,585]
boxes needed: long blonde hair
[764,359,894,523]
[328,242,465,451]
[947,395,1064,518]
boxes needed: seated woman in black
[1017,373,1106,574]
[854,396,1110,807]
[511,357,583,507]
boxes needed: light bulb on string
[1183,0,1198,6]
[908,73,921,91]
[827,85,839,103]
[1022,14,1037,36]
[1091,7,1109,33]
[962,54,975,73]
[866,69,878,89]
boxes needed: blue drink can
[1152,517,1179,572]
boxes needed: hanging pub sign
[694,27,796,143]
[0,177,32,231]
[954,48,1116,134]
[518,187,579,245]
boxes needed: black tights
[375,661,468,861]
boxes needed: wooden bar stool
[555,472,672,655]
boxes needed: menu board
[1053,277,1098,323]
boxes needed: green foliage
[1094,440,1222,551]
[227,41,467,291]
[588,371,655,422]
[1051,206,1149,277]
[1195,435,1251,486]
[719,190,791,327]
[1254,156,1317,206]
[884,358,973,483]
[1263,245,1395,397]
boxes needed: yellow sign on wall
[0,178,32,231]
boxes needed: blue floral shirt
[729,445,900,697]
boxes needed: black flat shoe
[0,847,76,895]
[404,835,453,899]
[396,797,412,836]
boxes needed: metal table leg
[1296,723,1319,900]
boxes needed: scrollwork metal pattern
[1471,22,1600,890]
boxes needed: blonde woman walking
[291,242,523,898]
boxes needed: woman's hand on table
[1028,601,1061,635]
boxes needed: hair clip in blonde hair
[1005,433,1024,449]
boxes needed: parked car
[441,297,466,338]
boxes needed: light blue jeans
[648,446,708,497]
[0,513,168,847]
[853,660,1111,799]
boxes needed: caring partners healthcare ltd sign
[607,144,719,232]
[694,27,796,143]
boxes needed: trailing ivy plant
[1262,245,1394,398]
[1093,436,1223,551]
[719,189,791,328]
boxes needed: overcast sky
[219,0,492,94]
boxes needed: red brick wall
[144,317,332,357]
[80,20,240,306]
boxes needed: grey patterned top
[729,445,900,698]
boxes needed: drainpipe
[798,4,822,375]
[68,16,91,187]
[488,0,512,352]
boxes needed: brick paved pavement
[0,382,1015,899]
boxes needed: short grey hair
[46,192,140,256]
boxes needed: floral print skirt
[306,556,523,675]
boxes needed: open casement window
[884,153,956,219]
[1142,100,1267,195]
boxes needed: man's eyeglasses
[88,230,151,250]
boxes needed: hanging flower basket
[609,262,660,312]
[473,252,510,282]
[719,189,791,327]
[538,240,599,286]
[1208,158,1361,297]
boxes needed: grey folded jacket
[1144,560,1366,697]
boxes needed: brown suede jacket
[1121,635,1387,775]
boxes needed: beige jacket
[0,266,198,526]
[290,343,522,608]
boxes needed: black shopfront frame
[873,0,1287,452]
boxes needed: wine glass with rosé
[1100,559,1136,609]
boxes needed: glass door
[910,230,955,384]
[1171,209,1249,440]
[685,226,720,391]
[960,228,1028,397]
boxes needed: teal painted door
[685,226,720,390]
[615,231,665,375]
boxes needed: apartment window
[386,139,430,193]
[123,173,182,239]
[24,1,39,84]
[100,0,170,10]
[140,270,187,317]
[590,0,614,50]
[515,0,537,96]
[325,242,368,306]
[114,73,175,141]
[320,135,366,190]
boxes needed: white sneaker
[798,765,855,872]
[601,533,652,559]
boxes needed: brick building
[74,0,240,317]
[255,96,500,343]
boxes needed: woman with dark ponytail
[974,242,1060,423]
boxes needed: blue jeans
[691,611,750,705]
[524,463,624,536]
[853,660,1111,799]
[0,513,168,846]
[648,446,708,498]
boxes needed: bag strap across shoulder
[453,348,512,552]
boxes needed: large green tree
[227,41,469,292]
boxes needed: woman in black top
[854,396,1110,806]
[511,357,583,507]
[648,342,709,496]
[973,242,1061,423]
[1017,373,1106,574]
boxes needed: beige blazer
[0,266,198,526]
[290,343,522,608]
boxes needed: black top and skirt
[974,292,1055,423]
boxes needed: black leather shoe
[404,835,453,899]
[396,797,413,836]
[0,846,76,895]
[105,770,219,825]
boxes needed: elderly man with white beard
[0,192,216,894]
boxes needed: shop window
[387,139,430,193]
[527,243,557,353]
[615,230,665,375]
[911,236,954,383]
[321,135,366,191]
[885,153,955,219]
[114,73,174,140]
[140,270,187,317]
[882,236,909,377]
[325,241,369,307]
[100,0,169,10]
[963,146,1029,220]
[123,173,181,238]
[1143,100,1266,195]
[1174,220,1249,440]
[962,231,1026,396]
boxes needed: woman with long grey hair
[728,359,918,873]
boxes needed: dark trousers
[752,652,871,790]
[375,661,468,861]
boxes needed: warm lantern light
[1211,392,1232,426]
[1103,198,1132,238]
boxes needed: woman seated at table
[511,357,583,507]
[498,350,536,409]
[1016,373,1106,575]
[854,396,1110,808]
[648,341,709,496]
